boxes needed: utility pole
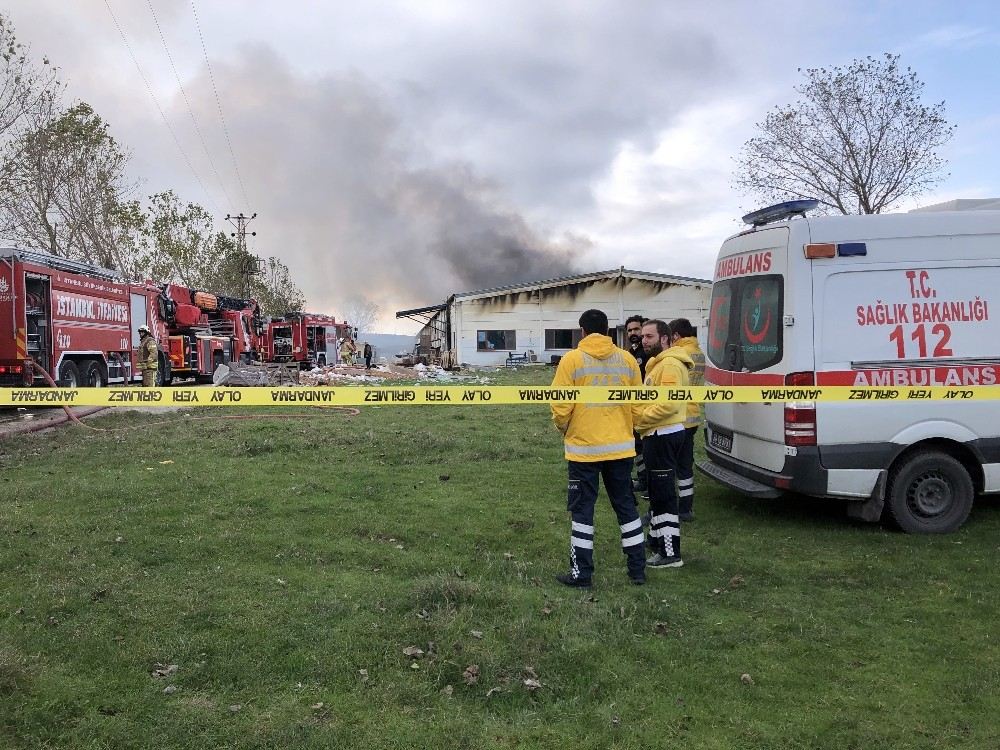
[226,212,260,299]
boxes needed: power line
[146,0,236,210]
[190,0,251,208]
[103,0,222,216]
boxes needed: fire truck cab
[264,313,353,369]
[0,248,159,387]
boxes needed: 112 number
[888,323,953,359]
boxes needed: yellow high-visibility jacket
[675,336,705,429]
[550,333,642,462]
[633,346,693,437]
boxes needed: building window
[544,329,582,349]
[477,330,516,351]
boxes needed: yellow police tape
[1,385,999,407]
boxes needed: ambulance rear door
[705,225,801,473]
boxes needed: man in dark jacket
[625,315,648,378]
[363,342,373,369]
[625,315,649,493]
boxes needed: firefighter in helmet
[137,325,159,386]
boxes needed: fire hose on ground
[0,361,359,440]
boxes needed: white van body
[697,205,1000,532]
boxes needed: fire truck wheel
[79,359,108,388]
[156,354,172,386]
[885,449,974,534]
[58,360,81,388]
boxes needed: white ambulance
[697,199,1000,533]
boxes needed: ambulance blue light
[741,199,819,227]
[837,242,867,257]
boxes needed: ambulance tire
[886,450,974,534]
[58,360,81,388]
[80,359,107,388]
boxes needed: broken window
[477,330,516,351]
[544,329,582,349]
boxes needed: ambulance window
[706,275,783,372]
[707,281,733,367]
[738,276,782,371]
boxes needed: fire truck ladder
[208,320,236,337]
[0,248,123,281]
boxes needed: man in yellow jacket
[634,319,694,568]
[550,309,645,588]
[668,318,705,521]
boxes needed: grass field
[2,367,999,749]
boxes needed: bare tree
[0,13,59,140]
[341,298,380,334]
[0,102,144,274]
[0,12,63,242]
[735,54,956,214]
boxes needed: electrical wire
[146,0,236,211]
[103,0,222,216]
[190,0,251,209]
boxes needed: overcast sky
[8,1,1000,331]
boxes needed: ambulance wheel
[58,360,81,388]
[80,359,107,388]
[886,450,973,534]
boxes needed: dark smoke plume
[181,46,582,318]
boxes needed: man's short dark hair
[668,318,696,338]
[643,319,672,338]
[625,314,646,327]
[579,309,609,336]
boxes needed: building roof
[395,302,448,318]
[910,198,1000,213]
[396,267,711,319]
[450,266,711,303]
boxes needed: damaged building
[396,267,712,368]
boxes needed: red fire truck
[154,283,263,384]
[0,248,160,387]
[263,312,355,369]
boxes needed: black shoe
[629,574,646,586]
[555,573,592,588]
[679,511,695,522]
[646,553,684,568]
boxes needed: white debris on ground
[300,367,387,385]
[214,360,495,387]
[295,362,492,386]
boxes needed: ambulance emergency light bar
[803,242,868,259]
[741,199,819,227]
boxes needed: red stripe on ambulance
[817,365,998,387]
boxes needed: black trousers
[642,430,686,557]
[365,356,372,369]
[678,426,698,515]
[633,433,647,489]
[566,459,645,581]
